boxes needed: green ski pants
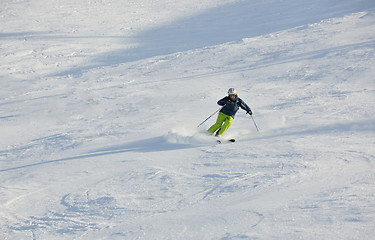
[208,112,233,136]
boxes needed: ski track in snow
[1,0,375,239]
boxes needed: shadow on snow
[1,119,374,172]
[253,119,375,141]
[53,0,375,76]
[0,136,194,172]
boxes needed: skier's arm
[239,98,252,114]
[217,97,229,106]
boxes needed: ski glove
[247,110,252,115]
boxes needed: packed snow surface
[1,0,375,239]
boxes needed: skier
[208,88,252,137]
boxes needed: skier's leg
[218,115,233,136]
[208,112,226,134]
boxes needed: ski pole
[251,115,260,132]
[197,107,222,127]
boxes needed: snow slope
[1,0,375,239]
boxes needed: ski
[217,139,235,144]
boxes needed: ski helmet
[228,88,237,95]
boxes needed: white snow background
[1,0,375,239]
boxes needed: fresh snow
[1,0,375,239]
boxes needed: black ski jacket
[218,95,251,118]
